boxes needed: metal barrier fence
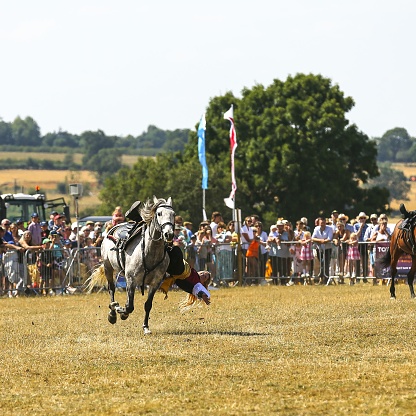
[1,240,408,296]
[194,241,406,286]
[1,247,102,297]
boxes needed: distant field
[0,152,139,167]
[390,163,416,212]
[0,169,101,219]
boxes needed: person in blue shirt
[353,212,370,282]
[311,216,334,283]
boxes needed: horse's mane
[140,197,170,224]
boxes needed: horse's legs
[105,266,117,324]
[390,249,401,299]
[143,286,157,335]
[406,257,416,299]
[119,282,135,320]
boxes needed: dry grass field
[2,284,416,415]
[390,163,416,212]
[0,152,139,167]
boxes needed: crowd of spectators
[1,205,396,298]
[0,211,104,298]
[168,209,395,288]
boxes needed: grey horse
[88,196,175,334]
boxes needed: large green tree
[97,73,387,226]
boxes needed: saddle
[107,221,145,251]
[398,215,416,253]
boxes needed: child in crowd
[245,226,260,284]
[300,231,313,284]
[347,232,361,284]
[186,234,198,270]
[38,238,54,295]
[112,206,125,226]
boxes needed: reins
[139,204,174,295]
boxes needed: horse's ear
[153,195,158,204]
[167,197,172,206]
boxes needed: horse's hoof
[390,296,396,300]
[143,327,152,335]
[108,312,117,324]
[120,313,129,320]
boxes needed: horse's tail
[85,264,107,293]
[377,246,391,269]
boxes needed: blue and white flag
[198,113,208,190]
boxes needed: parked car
[77,216,112,233]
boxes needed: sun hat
[339,213,349,222]
[357,212,368,219]
[86,220,94,225]
[71,222,78,230]
[370,213,378,219]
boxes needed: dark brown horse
[378,219,416,299]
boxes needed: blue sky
[1,0,414,139]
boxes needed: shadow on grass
[162,330,269,336]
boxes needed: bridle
[140,203,175,295]
[148,204,175,242]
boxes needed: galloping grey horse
[88,196,175,334]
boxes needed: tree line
[0,119,190,154]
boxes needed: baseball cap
[16,218,23,224]
[50,230,59,236]
[31,213,39,218]
[42,238,51,244]
[64,239,71,245]
[51,211,58,215]
[40,221,48,226]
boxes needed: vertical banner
[223,105,237,209]
[198,113,208,190]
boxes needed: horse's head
[153,196,175,243]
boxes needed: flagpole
[198,113,208,221]
[223,104,242,283]
[223,104,237,210]
[202,189,207,221]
